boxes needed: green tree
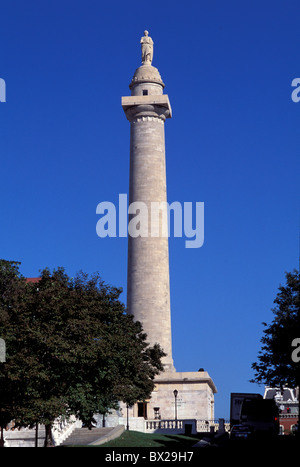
[251,269,300,389]
[0,259,30,445]
[0,261,165,446]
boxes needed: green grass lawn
[99,431,199,448]
[92,430,299,452]
[98,430,200,448]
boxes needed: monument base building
[113,32,217,432]
[116,371,216,433]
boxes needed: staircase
[61,427,115,446]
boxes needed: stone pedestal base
[148,370,217,421]
[119,370,217,432]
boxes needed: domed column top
[122,31,172,121]
[129,31,165,95]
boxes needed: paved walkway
[60,425,125,446]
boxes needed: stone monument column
[122,31,174,371]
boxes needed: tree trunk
[44,423,54,447]
[35,423,38,448]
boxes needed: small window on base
[143,90,148,95]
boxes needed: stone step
[61,427,114,446]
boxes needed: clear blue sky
[1,0,299,419]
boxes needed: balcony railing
[146,420,183,431]
[145,419,230,433]
[279,413,298,419]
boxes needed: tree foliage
[251,269,300,388]
[0,260,165,446]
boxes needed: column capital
[122,95,172,122]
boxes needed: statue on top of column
[141,30,153,65]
